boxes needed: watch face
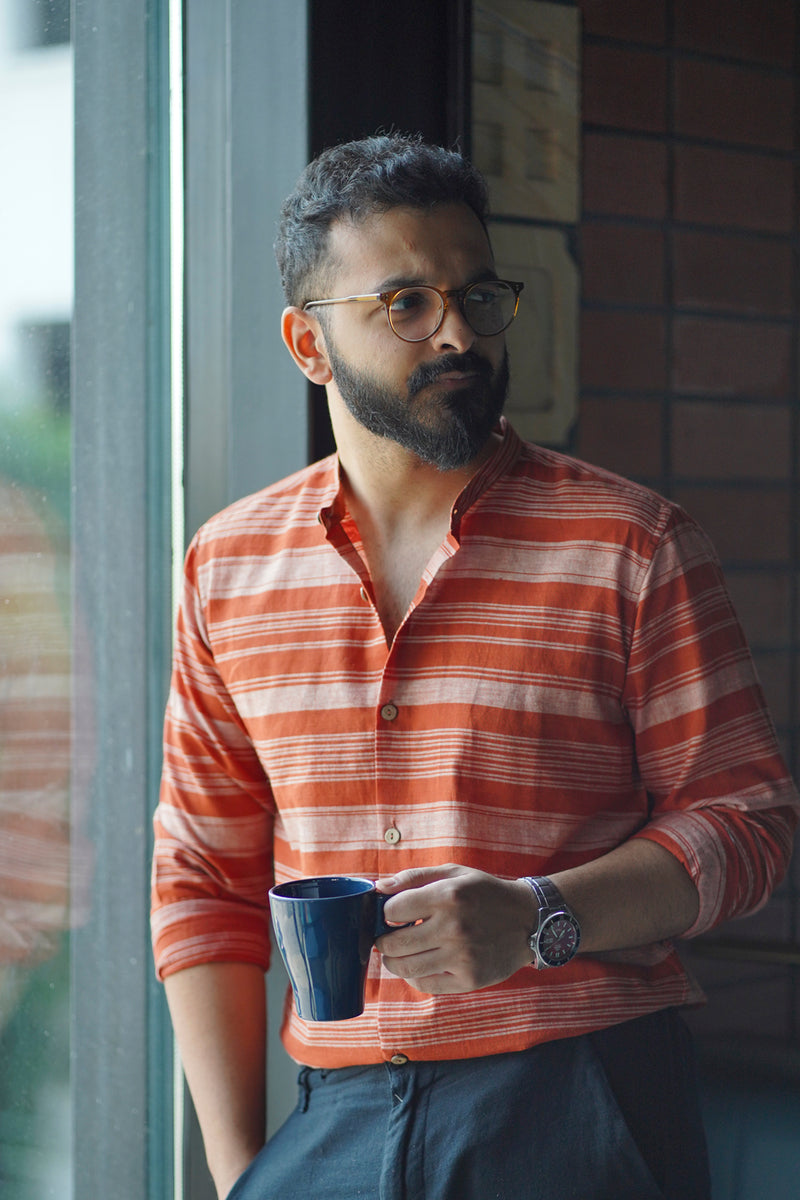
[538,913,580,967]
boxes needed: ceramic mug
[269,875,405,1021]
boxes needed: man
[152,135,799,1199]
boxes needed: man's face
[318,204,510,471]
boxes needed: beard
[326,340,510,471]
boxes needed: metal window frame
[181,3,310,1196]
[72,0,309,1195]
[184,1,310,540]
[72,0,174,1195]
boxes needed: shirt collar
[450,417,522,526]
[316,418,524,530]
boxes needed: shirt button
[359,585,370,603]
[380,702,399,721]
[390,1053,409,1066]
[384,826,401,845]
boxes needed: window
[1,1,174,1194]
[0,4,74,1192]
[2,2,312,1195]
[7,0,69,50]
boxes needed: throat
[337,440,496,641]
[360,516,451,643]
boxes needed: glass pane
[0,2,74,1195]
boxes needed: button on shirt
[152,421,799,1070]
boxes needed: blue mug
[269,876,402,1022]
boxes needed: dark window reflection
[13,0,70,50]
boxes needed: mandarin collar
[450,418,522,526]
[316,419,524,530]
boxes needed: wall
[576,2,800,1192]
[578,0,798,775]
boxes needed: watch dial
[539,914,579,966]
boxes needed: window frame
[178,2,310,1195]
[71,0,174,1195]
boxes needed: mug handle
[374,892,414,939]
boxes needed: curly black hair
[274,133,490,307]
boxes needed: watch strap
[523,875,559,914]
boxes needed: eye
[466,283,504,305]
[389,288,433,314]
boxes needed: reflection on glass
[0,2,77,1195]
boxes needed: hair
[274,133,491,307]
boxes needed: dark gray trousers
[228,1008,710,1200]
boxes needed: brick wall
[576,0,799,1052]
[577,0,798,770]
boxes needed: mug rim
[269,875,376,901]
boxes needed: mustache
[407,351,494,397]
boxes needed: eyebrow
[374,267,500,293]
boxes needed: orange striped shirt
[151,422,799,1067]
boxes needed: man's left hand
[374,864,535,994]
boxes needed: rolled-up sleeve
[624,509,799,935]
[151,533,275,980]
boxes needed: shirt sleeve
[150,532,276,980]
[623,506,799,936]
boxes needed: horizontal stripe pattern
[1,481,78,963]
[151,422,799,1066]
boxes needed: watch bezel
[535,910,581,967]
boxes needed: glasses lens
[463,281,518,336]
[387,288,444,342]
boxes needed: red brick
[724,570,791,648]
[674,145,794,232]
[581,311,667,390]
[674,0,795,69]
[671,400,792,480]
[582,224,665,305]
[674,485,791,564]
[576,396,663,478]
[583,133,668,218]
[673,231,793,317]
[675,59,794,152]
[582,44,667,133]
[672,318,792,398]
[580,0,666,44]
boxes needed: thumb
[376,863,465,894]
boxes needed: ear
[281,307,333,385]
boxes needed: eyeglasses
[303,279,524,343]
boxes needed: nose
[429,298,477,354]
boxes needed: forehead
[325,203,495,292]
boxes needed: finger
[375,917,435,956]
[381,955,462,994]
[378,885,443,928]
[377,864,474,927]
[381,944,451,981]
[375,863,465,894]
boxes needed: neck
[330,401,500,644]
[330,393,499,536]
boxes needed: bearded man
[152,134,799,1200]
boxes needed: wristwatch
[521,876,581,969]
